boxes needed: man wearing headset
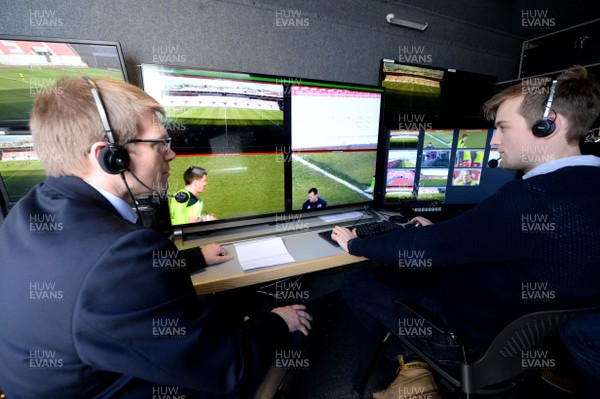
[0,77,311,398]
[332,66,600,395]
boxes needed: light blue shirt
[85,181,138,224]
[523,155,600,180]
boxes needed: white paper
[234,237,295,271]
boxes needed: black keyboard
[318,220,412,247]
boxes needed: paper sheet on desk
[234,237,295,271]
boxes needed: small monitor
[290,81,383,212]
[380,128,516,208]
[439,69,497,126]
[0,35,129,204]
[379,60,445,131]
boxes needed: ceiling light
[386,13,428,31]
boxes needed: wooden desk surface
[190,251,365,295]
[177,217,371,295]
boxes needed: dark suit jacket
[0,176,289,398]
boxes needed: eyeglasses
[126,137,172,154]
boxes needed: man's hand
[410,216,433,227]
[271,304,312,336]
[331,226,358,253]
[201,243,233,266]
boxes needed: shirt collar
[523,155,600,180]
[85,181,138,224]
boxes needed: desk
[175,211,375,295]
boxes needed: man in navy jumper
[331,66,600,385]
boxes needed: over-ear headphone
[532,79,558,138]
[84,77,130,174]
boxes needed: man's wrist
[346,238,354,253]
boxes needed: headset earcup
[99,145,130,174]
[532,119,556,137]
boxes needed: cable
[350,205,372,229]
[120,172,145,228]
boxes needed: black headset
[531,79,558,138]
[84,77,130,174]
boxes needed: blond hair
[483,66,600,144]
[30,77,164,177]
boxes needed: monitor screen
[381,128,517,207]
[0,35,129,204]
[439,69,497,126]
[290,82,383,212]
[380,60,445,131]
[0,36,128,126]
[140,64,287,229]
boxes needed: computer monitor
[439,69,497,126]
[140,63,287,231]
[380,127,517,208]
[140,65,385,231]
[379,59,497,130]
[0,35,129,204]
[290,81,383,212]
[379,60,445,131]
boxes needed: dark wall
[1,0,530,87]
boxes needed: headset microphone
[488,157,501,168]
[126,167,172,198]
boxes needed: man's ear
[86,142,106,168]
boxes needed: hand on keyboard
[330,226,358,252]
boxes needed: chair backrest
[0,173,11,219]
[461,306,600,394]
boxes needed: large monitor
[380,127,517,208]
[0,35,129,204]
[290,81,383,213]
[140,64,287,230]
[140,64,385,232]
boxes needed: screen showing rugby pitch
[140,64,287,228]
[0,35,128,205]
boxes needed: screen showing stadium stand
[140,63,287,229]
[290,81,383,212]
[380,60,445,131]
[0,35,129,205]
[381,128,516,206]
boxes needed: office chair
[355,299,600,398]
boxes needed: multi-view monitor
[381,128,516,206]
[377,59,516,208]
